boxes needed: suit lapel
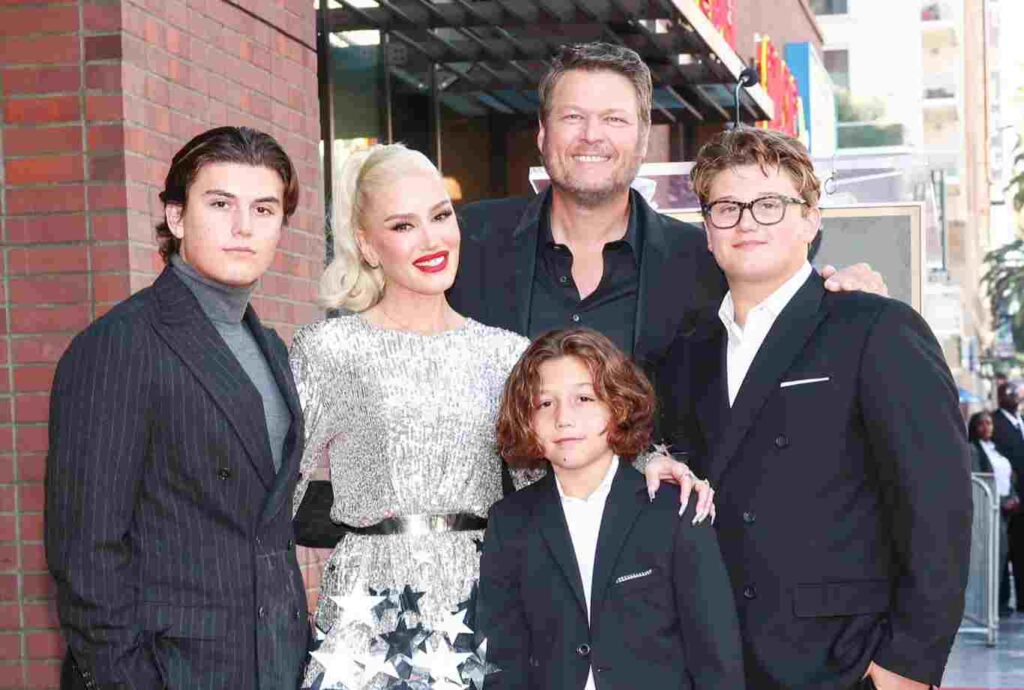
[589,465,646,616]
[692,324,729,471]
[245,308,304,521]
[708,275,827,485]
[507,192,546,335]
[149,269,276,489]
[534,472,589,619]
[633,195,682,363]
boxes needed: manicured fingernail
[648,490,655,502]
[678,504,685,517]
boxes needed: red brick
[22,601,58,628]
[0,544,17,574]
[0,6,78,36]
[0,458,13,484]
[11,305,88,335]
[17,455,46,483]
[25,662,62,689]
[0,35,79,65]
[11,336,73,365]
[4,215,88,245]
[0,399,10,424]
[92,273,129,303]
[5,155,83,185]
[88,154,125,182]
[0,604,19,630]
[0,488,13,513]
[17,486,44,516]
[19,514,44,543]
[0,633,20,661]
[9,276,88,306]
[22,574,56,601]
[85,93,122,121]
[4,96,80,125]
[15,427,47,454]
[87,183,127,210]
[26,631,62,660]
[2,126,82,157]
[84,34,122,61]
[87,124,125,153]
[0,517,14,543]
[1,66,80,95]
[6,186,85,215]
[7,247,89,276]
[14,367,56,393]
[84,1,121,32]
[14,393,50,423]
[0,429,11,453]
[85,63,121,91]
[91,212,128,241]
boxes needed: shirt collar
[541,191,640,255]
[718,261,813,334]
[555,455,620,503]
[999,408,1022,426]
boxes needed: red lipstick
[413,251,449,273]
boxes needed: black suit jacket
[478,463,745,690]
[450,189,727,368]
[991,410,1024,481]
[46,268,310,690]
[656,274,972,689]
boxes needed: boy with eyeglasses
[655,126,972,690]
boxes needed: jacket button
[294,609,302,620]
[743,585,757,600]
[287,539,295,550]
[258,606,266,619]
[576,643,591,657]
[773,434,789,449]
[742,511,756,524]
[217,467,231,480]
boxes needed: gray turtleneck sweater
[171,255,291,472]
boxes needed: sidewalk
[943,616,1024,688]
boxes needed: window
[810,0,849,14]
[823,49,850,91]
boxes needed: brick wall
[0,0,325,686]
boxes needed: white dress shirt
[554,456,619,690]
[718,262,813,406]
[979,439,1014,498]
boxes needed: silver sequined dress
[290,315,535,688]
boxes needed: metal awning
[326,0,775,124]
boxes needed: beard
[542,138,646,208]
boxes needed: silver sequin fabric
[289,315,539,688]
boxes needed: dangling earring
[363,256,380,270]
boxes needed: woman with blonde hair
[290,144,706,689]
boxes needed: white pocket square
[779,376,830,388]
[614,569,653,585]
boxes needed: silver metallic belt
[342,513,487,536]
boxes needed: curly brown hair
[497,329,655,469]
[690,125,820,211]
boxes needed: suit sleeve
[45,323,163,689]
[477,507,530,690]
[672,502,746,690]
[653,334,709,474]
[857,302,972,685]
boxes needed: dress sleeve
[290,326,333,516]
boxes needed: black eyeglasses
[702,195,808,229]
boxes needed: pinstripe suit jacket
[46,268,309,690]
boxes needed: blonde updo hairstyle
[319,143,440,311]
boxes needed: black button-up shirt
[528,198,641,355]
